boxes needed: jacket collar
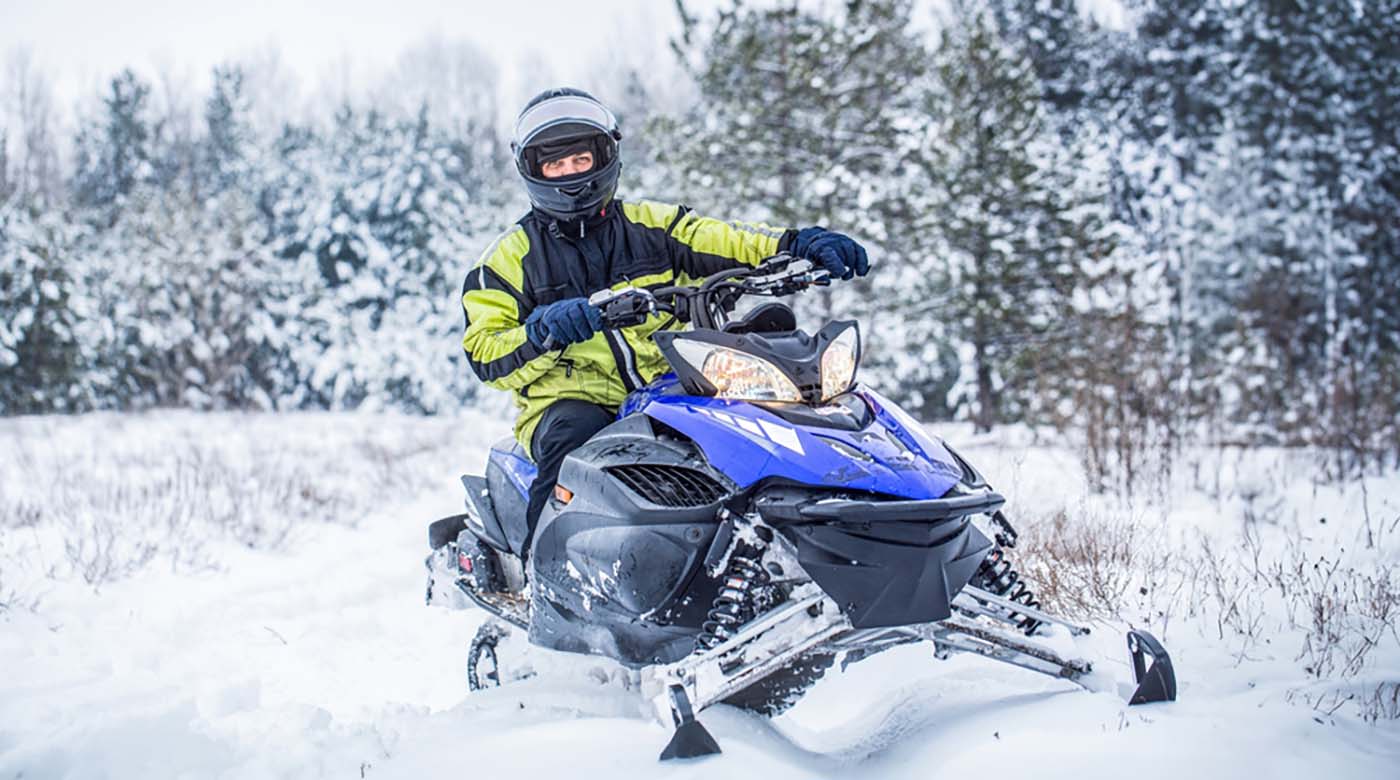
[534,200,619,240]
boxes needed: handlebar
[588,253,830,331]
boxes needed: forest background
[3,0,1397,496]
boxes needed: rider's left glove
[792,227,870,281]
[525,297,605,349]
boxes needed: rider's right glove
[791,227,871,281]
[525,297,605,349]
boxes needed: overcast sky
[1,0,1129,128]
[0,0,709,115]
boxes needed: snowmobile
[425,255,1176,760]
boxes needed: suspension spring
[694,550,767,653]
[974,546,1043,634]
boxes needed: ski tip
[1126,629,1177,705]
[659,720,722,761]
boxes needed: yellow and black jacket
[461,200,794,456]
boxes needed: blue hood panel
[643,389,962,500]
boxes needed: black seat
[484,438,533,555]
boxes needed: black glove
[791,227,870,280]
[525,297,605,348]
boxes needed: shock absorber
[694,546,767,653]
[973,547,1043,634]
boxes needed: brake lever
[747,262,831,296]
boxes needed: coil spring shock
[695,549,767,653]
[974,547,1043,634]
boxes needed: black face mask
[522,134,612,178]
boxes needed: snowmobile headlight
[673,340,802,402]
[820,326,859,400]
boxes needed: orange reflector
[553,484,574,504]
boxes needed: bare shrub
[355,434,452,494]
[1013,490,1400,686]
[0,413,463,591]
[1177,532,1273,662]
[1269,548,1400,680]
[1,498,42,530]
[1358,682,1400,723]
[1012,505,1178,629]
[1286,681,1400,724]
[61,514,158,586]
[0,567,40,613]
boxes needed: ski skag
[425,255,1177,760]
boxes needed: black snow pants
[523,399,615,559]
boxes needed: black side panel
[528,414,731,667]
[784,519,992,628]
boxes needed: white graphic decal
[758,419,805,455]
[692,406,805,454]
[734,418,763,436]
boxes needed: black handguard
[588,287,655,329]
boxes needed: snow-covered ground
[2,411,1398,779]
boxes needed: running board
[454,579,530,631]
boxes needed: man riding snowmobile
[460,87,871,559]
[438,88,1178,762]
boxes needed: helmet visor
[513,94,618,148]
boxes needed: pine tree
[0,201,88,413]
[270,103,508,411]
[914,4,1081,431]
[203,65,257,196]
[72,70,158,222]
[0,128,10,203]
[666,0,929,405]
[1227,0,1400,469]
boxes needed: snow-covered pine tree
[272,101,507,412]
[71,70,159,226]
[985,0,1119,122]
[67,69,164,406]
[1229,0,1400,470]
[0,128,10,203]
[912,3,1080,432]
[0,201,88,413]
[61,65,290,410]
[665,0,928,402]
[0,55,87,414]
